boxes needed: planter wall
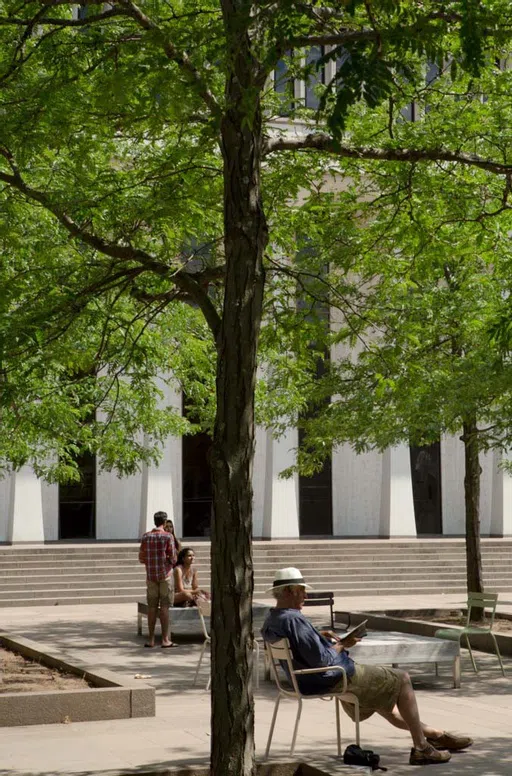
[0,633,155,726]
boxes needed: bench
[303,591,335,630]
[137,602,202,636]
[137,601,271,637]
[350,631,461,688]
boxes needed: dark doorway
[182,432,213,537]
[298,355,333,536]
[296,250,333,537]
[298,438,333,536]
[59,452,96,539]
[410,442,442,535]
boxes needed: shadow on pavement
[0,737,512,776]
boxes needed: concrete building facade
[2,421,512,543]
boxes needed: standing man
[139,510,178,648]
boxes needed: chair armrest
[293,665,348,692]
[294,666,346,675]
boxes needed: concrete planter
[334,609,512,656]
[0,633,155,726]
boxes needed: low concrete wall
[0,633,155,726]
[335,609,512,657]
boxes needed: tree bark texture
[210,4,267,775]
[462,415,484,621]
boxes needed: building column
[139,380,182,537]
[440,434,465,534]
[379,445,417,537]
[260,428,300,539]
[7,466,45,543]
[332,445,382,536]
[490,450,512,537]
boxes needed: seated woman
[173,547,210,607]
[164,518,182,553]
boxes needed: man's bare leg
[160,605,172,647]
[385,671,439,749]
[146,606,158,647]
[379,707,443,741]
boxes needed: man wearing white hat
[262,567,472,766]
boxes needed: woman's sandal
[161,642,179,648]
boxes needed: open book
[337,619,368,642]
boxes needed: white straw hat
[265,566,313,594]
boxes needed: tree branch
[263,133,512,176]
[284,30,379,47]
[0,8,132,26]
[0,147,222,338]
[116,0,221,119]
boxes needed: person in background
[139,511,178,648]
[262,567,473,766]
[173,547,210,607]
[164,518,182,553]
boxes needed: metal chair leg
[335,698,341,756]
[290,698,303,755]
[193,640,208,686]
[254,639,260,690]
[265,695,281,759]
[464,634,478,673]
[353,698,360,746]
[453,655,461,688]
[491,633,506,676]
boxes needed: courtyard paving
[0,593,510,775]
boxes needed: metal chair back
[466,592,498,630]
[266,638,301,696]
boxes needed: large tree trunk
[210,4,267,775]
[462,415,484,621]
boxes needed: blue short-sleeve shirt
[261,607,355,695]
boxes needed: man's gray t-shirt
[261,607,355,695]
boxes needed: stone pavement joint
[0,594,510,775]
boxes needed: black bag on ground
[343,744,387,771]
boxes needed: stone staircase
[0,539,511,607]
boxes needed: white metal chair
[434,592,505,677]
[193,599,260,690]
[264,638,360,758]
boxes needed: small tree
[290,157,512,619]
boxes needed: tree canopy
[1,1,512,773]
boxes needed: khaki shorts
[337,663,402,722]
[147,576,174,608]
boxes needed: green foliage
[286,151,512,472]
[0,0,511,482]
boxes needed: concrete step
[0,558,493,573]
[0,586,146,601]
[0,564,506,580]
[0,549,512,568]
[0,571,147,583]
[0,540,509,555]
[0,540,510,607]
[0,594,147,607]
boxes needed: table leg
[137,612,142,636]
[453,655,461,689]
